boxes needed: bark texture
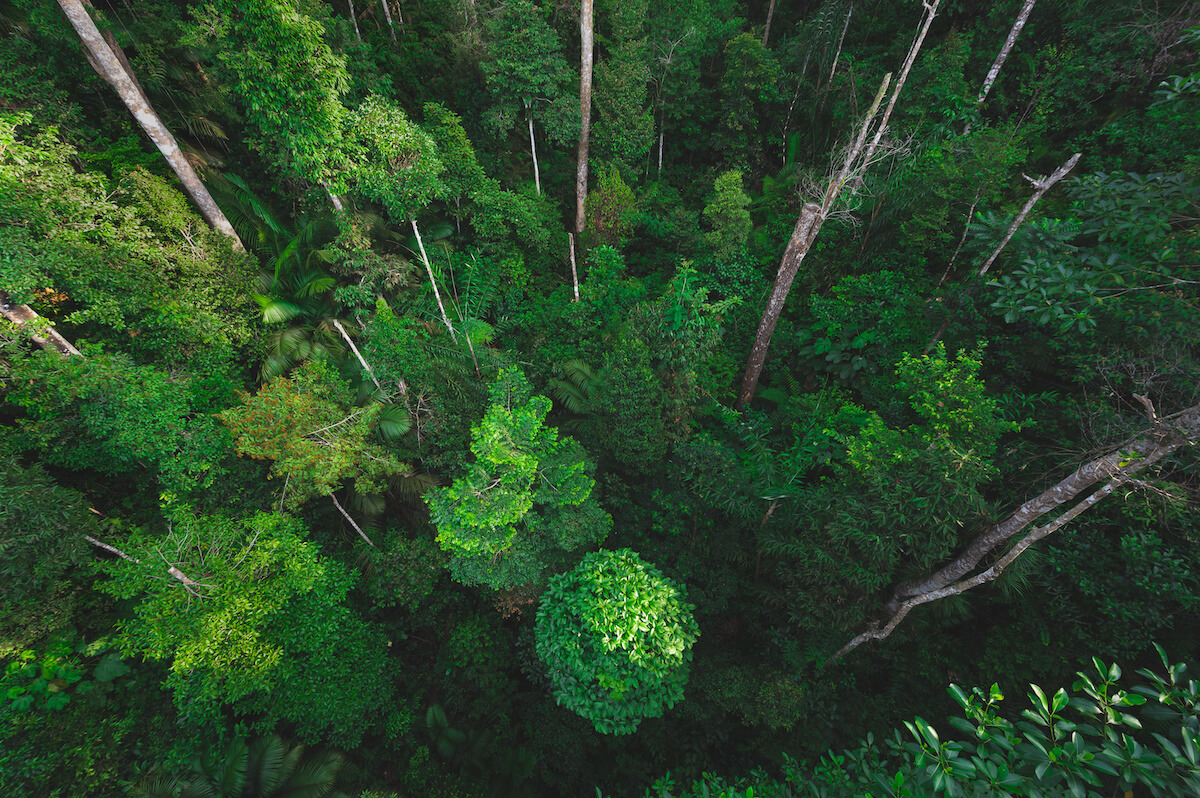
[977,0,1037,107]
[1,298,83,357]
[575,0,594,234]
[829,401,1200,665]
[56,0,245,251]
[978,152,1080,275]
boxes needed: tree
[703,169,753,261]
[968,0,1039,134]
[576,0,595,234]
[535,548,699,735]
[426,367,611,590]
[652,645,1200,797]
[54,0,244,249]
[737,0,943,407]
[96,510,396,746]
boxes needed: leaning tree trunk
[829,397,1200,666]
[977,152,1080,275]
[0,295,82,356]
[967,0,1037,134]
[56,0,244,252]
[526,99,542,195]
[737,0,941,408]
[575,0,595,234]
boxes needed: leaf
[94,653,130,683]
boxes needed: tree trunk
[575,0,595,234]
[347,0,362,42]
[737,0,941,408]
[828,399,1200,666]
[568,232,580,302]
[828,3,853,86]
[763,0,777,46]
[970,0,1037,131]
[56,0,245,252]
[380,0,398,42]
[978,152,1080,275]
[526,99,541,195]
[0,295,82,356]
[411,220,457,343]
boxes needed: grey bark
[575,0,595,234]
[331,493,377,547]
[380,0,398,42]
[526,99,541,195]
[411,220,457,343]
[568,232,580,302]
[978,152,1081,275]
[829,400,1200,665]
[1,297,83,357]
[347,0,362,41]
[56,0,245,252]
[737,0,942,408]
[763,0,777,46]
[976,0,1037,108]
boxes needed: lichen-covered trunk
[56,0,245,251]
[575,0,594,235]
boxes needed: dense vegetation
[1,0,1198,795]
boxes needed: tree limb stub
[828,401,1200,666]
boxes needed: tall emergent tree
[536,548,699,735]
[55,0,244,250]
[737,0,942,407]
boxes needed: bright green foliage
[426,367,611,589]
[133,733,349,798]
[0,115,254,365]
[423,102,486,199]
[703,170,753,261]
[219,359,405,509]
[656,647,1200,797]
[96,510,394,745]
[716,33,781,172]
[535,548,699,735]
[347,95,446,221]
[186,0,350,185]
[6,353,235,497]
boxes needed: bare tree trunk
[575,0,595,234]
[411,220,457,342]
[332,319,383,392]
[84,535,203,588]
[380,0,398,42]
[1,297,83,356]
[978,152,1080,275]
[763,0,777,46]
[829,399,1200,666]
[526,100,541,195]
[737,0,941,408]
[828,3,853,86]
[568,232,580,302]
[56,0,245,252]
[967,0,1037,133]
[331,493,377,547]
[657,129,665,174]
[347,0,362,41]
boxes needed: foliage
[426,367,611,589]
[219,358,405,509]
[96,510,394,745]
[347,95,446,220]
[703,170,753,262]
[535,548,699,735]
[133,733,350,798]
[655,646,1200,797]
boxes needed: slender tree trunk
[332,319,383,392]
[526,100,541,195]
[575,0,595,234]
[828,3,853,86]
[56,0,245,252]
[380,0,398,42]
[347,0,362,41]
[967,0,1037,133]
[84,535,204,589]
[0,295,82,356]
[657,129,665,174]
[829,399,1200,665]
[411,220,457,342]
[763,0,777,46]
[331,493,377,547]
[568,232,580,302]
[737,0,941,408]
[978,152,1080,275]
